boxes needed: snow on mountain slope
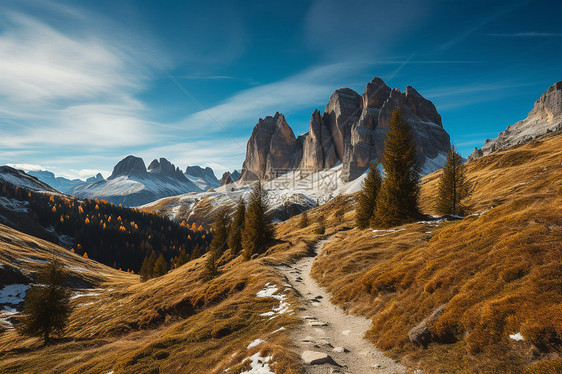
[70,156,202,207]
[72,174,202,207]
[0,166,59,193]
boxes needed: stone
[332,346,349,353]
[408,304,446,348]
[468,81,562,160]
[301,351,340,366]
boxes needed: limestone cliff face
[239,112,298,181]
[240,77,451,182]
[469,81,562,160]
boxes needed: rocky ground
[276,239,404,374]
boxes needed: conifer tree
[19,258,72,344]
[241,182,274,260]
[210,206,230,257]
[315,214,326,235]
[190,244,201,261]
[140,251,157,281]
[355,162,383,229]
[372,107,421,228]
[228,198,245,255]
[153,253,167,277]
[204,249,219,280]
[140,255,151,281]
[298,210,309,228]
[175,248,189,268]
[436,146,471,216]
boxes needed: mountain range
[240,77,451,182]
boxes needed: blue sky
[1,0,560,179]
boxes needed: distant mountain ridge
[469,81,562,160]
[240,77,451,183]
[184,165,220,190]
[70,156,210,206]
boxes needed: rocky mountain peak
[85,173,104,183]
[185,165,216,180]
[109,155,147,180]
[240,112,298,181]
[239,76,451,183]
[148,158,187,181]
[468,81,562,160]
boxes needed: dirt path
[276,239,404,374]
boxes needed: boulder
[301,351,340,366]
[408,304,446,348]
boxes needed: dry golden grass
[285,133,562,373]
[0,221,311,373]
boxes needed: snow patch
[372,228,405,237]
[0,197,29,213]
[509,332,524,341]
[240,352,274,374]
[0,284,30,305]
[256,284,292,319]
[247,338,265,349]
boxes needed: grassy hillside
[0,219,313,373]
[283,132,562,373]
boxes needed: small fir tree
[241,182,274,260]
[298,210,309,228]
[204,249,219,280]
[228,198,245,255]
[19,258,72,344]
[315,214,326,235]
[210,206,230,256]
[190,244,201,261]
[372,108,421,228]
[436,146,471,216]
[355,162,383,229]
[153,253,167,277]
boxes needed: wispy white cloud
[6,163,50,172]
[0,9,159,149]
[176,62,364,135]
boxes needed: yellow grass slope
[0,221,311,373]
[292,132,562,373]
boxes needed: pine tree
[140,255,151,281]
[153,253,167,277]
[436,146,471,216]
[242,182,274,260]
[228,198,245,255]
[204,249,219,280]
[355,162,383,229]
[140,251,157,280]
[315,214,326,235]
[210,206,230,256]
[190,244,201,261]
[175,248,189,268]
[298,210,309,228]
[372,107,421,228]
[19,258,72,344]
